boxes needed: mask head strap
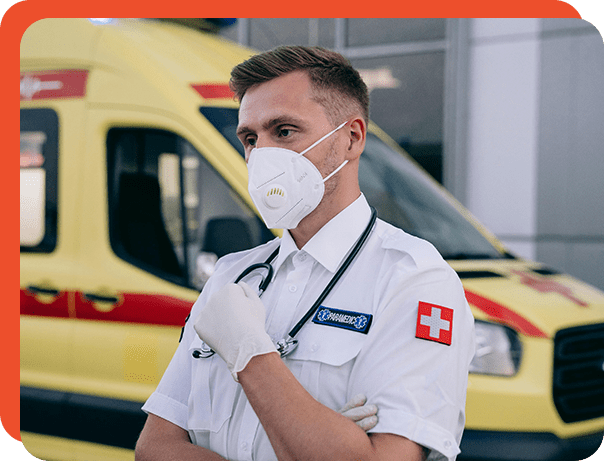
[322,159,349,183]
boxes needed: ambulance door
[20,106,77,393]
[68,108,271,439]
[20,96,88,395]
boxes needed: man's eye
[278,128,292,138]
[247,137,257,147]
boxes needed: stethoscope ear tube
[234,262,275,295]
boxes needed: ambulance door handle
[27,285,60,297]
[83,293,119,304]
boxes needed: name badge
[312,306,373,334]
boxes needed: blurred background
[216,18,604,291]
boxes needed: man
[136,46,475,461]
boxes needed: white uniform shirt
[142,194,475,461]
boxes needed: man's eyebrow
[236,125,253,137]
[236,116,306,137]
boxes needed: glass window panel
[20,166,46,246]
[107,129,186,284]
[219,18,335,49]
[250,18,312,50]
[352,52,445,145]
[316,19,335,48]
[20,109,58,252]
[348,18,446,47]
[159,153,183,251]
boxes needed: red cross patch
[415,302,453,346]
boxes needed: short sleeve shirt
[142,194,476,461]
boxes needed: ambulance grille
[553,323,604,423]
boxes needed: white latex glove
[339,394,378,432]
[194,282,277,381]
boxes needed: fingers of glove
[237,282,266,317]
[341,404,378,422]
[356,415,378,432]
[238,281,259,300]
[194,283,261,333]
[199,283,245,318]
[193,283,260,349]
[339,393,367,414]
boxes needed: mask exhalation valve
[263,185,287,209]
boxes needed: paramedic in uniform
[135,46,475,461]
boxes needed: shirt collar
[274,194,372,274]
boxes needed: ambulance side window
[20,109,59,253]
[107,128,272,290]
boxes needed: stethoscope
[192,207,377,360]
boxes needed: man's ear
[346,116,367,160]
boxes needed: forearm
[135,414,227,461]
[136,442,225,461]
[238,352,383,461]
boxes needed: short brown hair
[230,45,369,125]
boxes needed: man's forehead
[237,99,327,131]
[236,71,333,131]
[238,71,318,109]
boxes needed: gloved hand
[194,282,277,381]
[339,394,378,432]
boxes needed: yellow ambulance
[20,17,604,461]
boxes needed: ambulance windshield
[199,106,506,260]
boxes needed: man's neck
[288,190,361,249]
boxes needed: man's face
[236,70,341,176]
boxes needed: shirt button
[444,440,452,449]
[288,285,297,293]
[310,343,319,352]
[241,442,249,451]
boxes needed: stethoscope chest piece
[192,341,216,359]
[276,336,299,358]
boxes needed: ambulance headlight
[469,321,522,376]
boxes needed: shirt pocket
[186,336,237,447]
[285,324,369,405]
[289,323,368,364]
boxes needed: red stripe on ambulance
[191,83,234,99]
[20,289,192,327]
[75,292,192,326]
[21,289,71,318]
[20,70,89,101]
[465,290,548,338]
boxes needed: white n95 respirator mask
[247,121,348,229]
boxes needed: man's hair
[230,45,369,125]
